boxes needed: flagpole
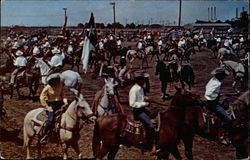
[110,2,116,35]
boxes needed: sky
[1,0,249,26]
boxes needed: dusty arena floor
[0,45,247,159]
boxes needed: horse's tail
[92,121,101,158]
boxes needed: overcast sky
[1,0,249,26]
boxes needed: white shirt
[48,54,63,67]
[158,40,163,46]
[99,41,104,50]
[204,77,221,101]
[129,84,148,108]
[67,45,73,54]
[178,40,185,48]
[137,42,143,49]
[14,56,27,67]
[117,40,122,46]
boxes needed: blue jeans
[45,101,64,128]
[133,108,155,143]
[208,101,232,130]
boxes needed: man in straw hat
[39,74,68,144]
[129,70,156,153]
[9,50,27,86]
[204,67,232,145]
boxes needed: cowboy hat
[15,50,24,56]
[46,73,61,84]
[211,67,229,75]
[51,48,61,54]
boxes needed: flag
[199,28,203,35]
[81,12,97,73]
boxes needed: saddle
[120,113,161,145]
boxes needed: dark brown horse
[179,90,249,160]
[92,88,199,160]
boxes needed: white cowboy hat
[211,67,229,75]
[33,47,40,55]
[51,48,61,54]
[15,50,24,56]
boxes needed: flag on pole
[199,28,203,35]
[81,12,97,73]
[210,27,215,36]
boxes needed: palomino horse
[178,90,249,160]
[34,58,83,95]
[92,88,200,160]
[92,78,123,117]
[220,60,247,93]
[23,94,96,159]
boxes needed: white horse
[217,47,236,62]
[92,78,123,117]
[220,60,246,93]
[23,94,96,159]
[34,58,83,95]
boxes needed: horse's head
[104,78,118,97]
[75,94,96,122]
[171,87,201,108]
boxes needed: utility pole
[110,2,116,35]
[178,0,182,26]
[62,8,67,36]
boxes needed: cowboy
[9,50,27,86]
[168,49,180,80]
[129,70,156,152]
[48,47,64,75]
[204,67,232,144]
[157,37,163,54]
[118,56,127,86]
[40,74,68,144]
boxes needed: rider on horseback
[47,47,64,75]
[117,56,127,86]
[9,50,27,87]
[204,67,232,145]
[40,74,68,144]
[129,71,156,153]
[168,49,180,81]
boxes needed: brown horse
[92,88,200,160]
[179,90,249,160]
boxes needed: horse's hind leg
[107,145,119,160]
[72,141,82,158]
[170,145,183,160]
[96,144,111,160]
[37,141,42,158]
[62,143,69,160]
[157,149,170,160]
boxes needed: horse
[181,46,196,63]
[155,61,195,94]
[104,40,118,65]
[217,47,236,62]
[23,94,96,159]
[220,60,247,93]
[178,90,249,160]
[34,58,83,95]
[10,57,40,100]
[92,88,200,160]
[92,78,123,117]
[207,39,218,58]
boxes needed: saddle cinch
[120,113,161,145]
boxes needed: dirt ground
[0,44,247,159]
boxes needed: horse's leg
[96,144,111,160]
[170,145,183,160]
[33,80,39,100]
[180,79,185,89]
[37,141,42,158]
[62,143,69,160]
[10,85,14,98]
[235,140,249,160]
[71,141,82,158]
[16,83,21,99]
[157,149,170,160]
[182,131,194,160]
[107,145,119,160]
